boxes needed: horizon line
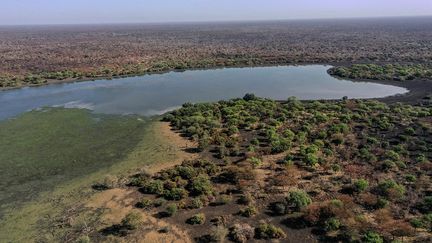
[1,14,431,27]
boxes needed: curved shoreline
[1,63,429,105]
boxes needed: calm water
[0,65,408,120]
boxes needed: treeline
[0,57,286,88]
[329,64,432,81]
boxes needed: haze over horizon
[1,0,432,25]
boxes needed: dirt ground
[84,122,198,243]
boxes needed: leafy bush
[249,157,262,168]
[188,175,213,196]
[377,179,406,200]
[303,153,319,167]
[143,180,164,195]
[239,205,257,217]
[324,217,341,232]
[353,179,369,192]
[121,211,143,230]
[255,223,286,239]
[286,190,312,210]
[190,197,204,209]
[136,198,153,209]
[420,196,432,213]
[165,203,178,217]
[362,231,383,243]
[128,173,149,187]
[163,187,188,200]
[405,174,417,182]
[187,213,206,225]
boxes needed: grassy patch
[0,108,181,242]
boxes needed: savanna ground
[1,16,432,243]
[88,97,431,243]
[1,17,432,88]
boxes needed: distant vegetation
[1,18,432,88]
[329,64,432,81]
[99,95,432,242]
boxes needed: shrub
[76,235,91,243]
[286,190,312,210]
[238,192,253,205]
[249,157,262,168]
[270,138,291,153]
[385,150,400,161]
[324,217,341,232]
[214,194,232,205]
[243,93,257,101]
[375,198,389,209]
[239,206,257,217]
[377,179,406,200]
[250,138,260,146]
[405,174,417,182]
[353,179,369,192]
[416,154,428,163]
[230,223,254,243]
[187,213,206,225]
[177,166,197,180]
[190,197,204,209]
[163,187,188,201]
[165,203,178,217]
[362,231,383,243]
[136,198,152,209]
[188,175,213,196]
[153,198,166,207]
[410,218,425,229]
[197,136,211,152]
[420,196,432,213]
[121,211,143,230]
[143,180,164,195]
[209,226,229,242]
[381,160,396,171]
[331,164,341,172]
[129,173,149,187]
[255,223,286,239]
[303,153,319,167]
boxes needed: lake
[0,65,408,120]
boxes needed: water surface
[0,65,408,120]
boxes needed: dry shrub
[374,209,393,225]
[380,220,415,239]
[271,170,299,187]
[357,193,378,208]
[344,164,369,178]
[229,223,254,243]
[302,203,323,225]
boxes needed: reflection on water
[0,65,408,120]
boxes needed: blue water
[0,65,408,120]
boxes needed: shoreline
[1,62,431,105]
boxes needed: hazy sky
[1,0,432,25]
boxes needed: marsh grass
[0,108,180,242]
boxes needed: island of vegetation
[78,95,432,242]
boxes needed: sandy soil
[85,122,197,242]
[143,122,198,174]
